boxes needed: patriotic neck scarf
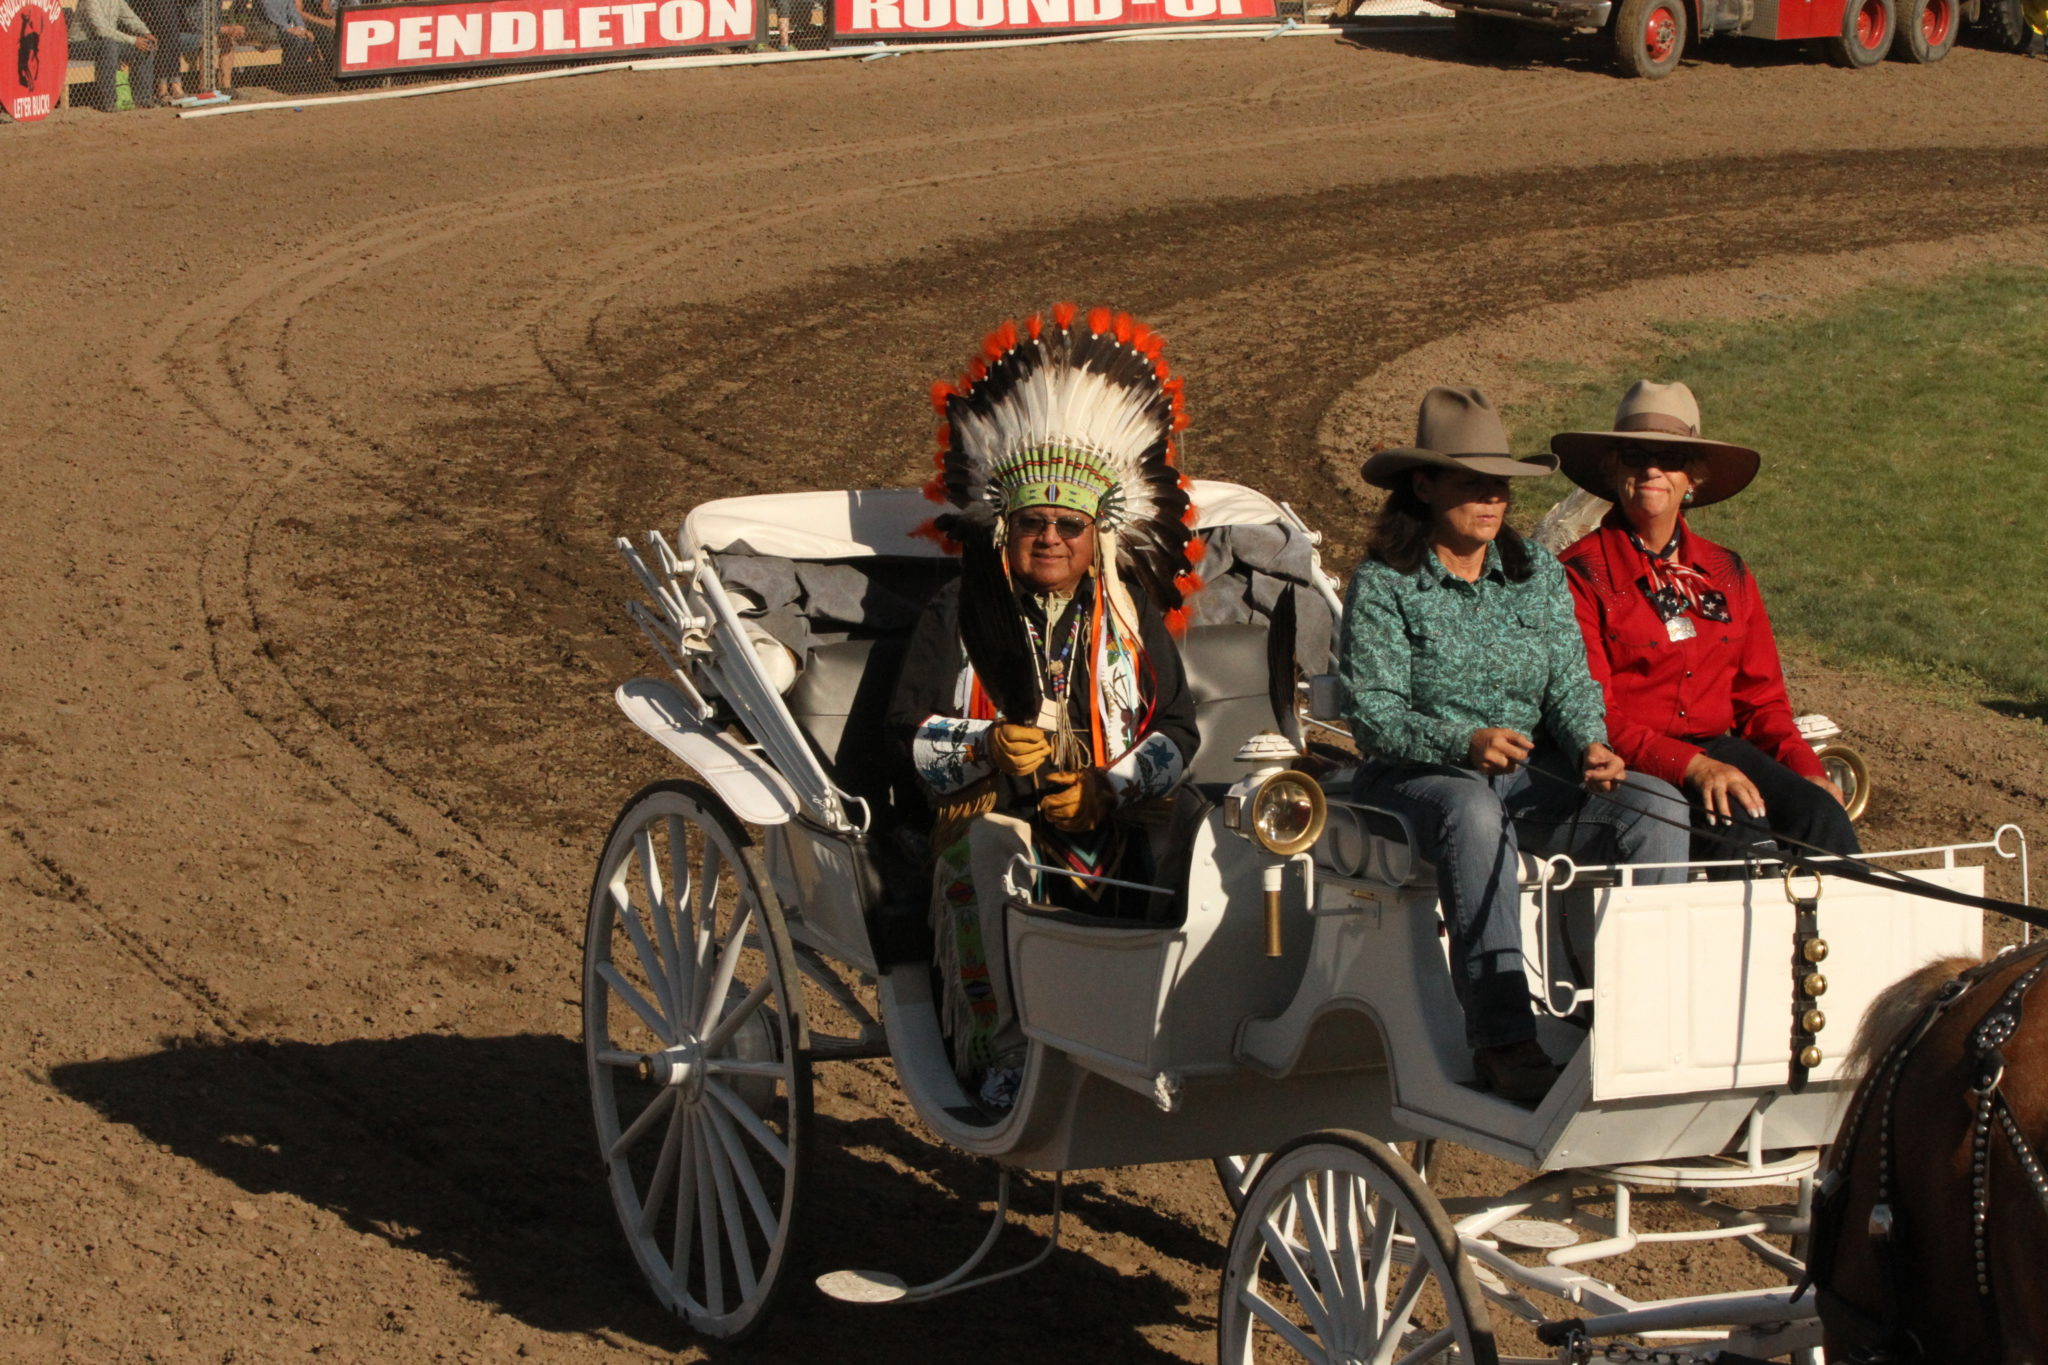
[1627,525,1731,625]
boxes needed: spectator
[304,0,338,77]
[257,0,323,89]
[133,0,181,99]
[175,0,248,96]
[68,0,159,110]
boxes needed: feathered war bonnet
[915,303,1205,634]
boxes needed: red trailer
[1439,0,2003,76]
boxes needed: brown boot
[1474,1039,1559,1104]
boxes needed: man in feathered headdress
[887,303,1203,1110]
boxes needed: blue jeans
[69,37,156,110]
[1356,749,1689,1049]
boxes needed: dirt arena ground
[6,27,2048,1364]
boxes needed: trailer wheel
[1612,0,1687,77]
[1822,0,1895,65]
[1891,0,1959,57]
[1453,10,1520,59]
[1971,0,2033,50]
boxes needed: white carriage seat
[1178,622,1285,786]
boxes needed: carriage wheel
[1218,1131,1498,1365]
[585,780,811,1341]
[1215,1154,1270,1213]
[1815,743,1872,823]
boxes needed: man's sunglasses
[1011,512,1094,540]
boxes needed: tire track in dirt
[123,63,1621,955]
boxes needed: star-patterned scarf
[1627,526,1731,625]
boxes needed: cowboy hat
[1359,386,1559,489]
[1551,380,1760,508]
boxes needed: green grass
[1501,265,2048,711]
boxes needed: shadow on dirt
[1340,17,1845,78]
[50,1033,1210,1361]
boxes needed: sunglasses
[1615,445,1705,471]
[1011,512,1094,540]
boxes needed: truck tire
[1972,0,2033,50]
[1612,0,1687,76]
[1821,0,1895,64]
[1453,9,1521,59]
[1891,0,1960,55]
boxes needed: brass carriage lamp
[1221,732,1329,958]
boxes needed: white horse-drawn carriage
[586,482,2024,1362]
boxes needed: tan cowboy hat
[1551,380,1760,508]
[1359,386,1559,489]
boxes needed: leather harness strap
[1809,946,2048,1363]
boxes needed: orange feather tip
[931,451,947,470]
[1113,312,1134,344]
[1026,313,1044,340]
[1184,538,1206,564]
[966,359,987,384]
[1086,306,1112,336]
[1175,572,1204,595]
[1180,503,1199,527]
[1155,358,1172,381]
[1053,301,1077,329]
[1164,606,1190,636]
[930,380,954,413]
[921,477,948,503]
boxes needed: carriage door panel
[1591,869,1985,1102]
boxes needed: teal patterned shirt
[1339,540,1608,768]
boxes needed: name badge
[1666,616,1697,643]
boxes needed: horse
[1809,943,2048,1363]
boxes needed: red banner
[1,0,65,122]
[832,0,1275,37]
[338,0,756,75]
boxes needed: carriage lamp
[1799,1045,1824,1069]
[1802,972,1829,998]
[1803,1009,1827,1034]
[1249,774,1327,858]
[1803,937,1830,964]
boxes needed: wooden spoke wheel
[584,780,811,1341]
[1816,743,1872,823]
[1822,0,1895,66]
[1218,1132,1498,1365]
[1612,0,1687,77]
[1215,1154,1271,1213]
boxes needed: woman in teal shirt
[1340,387,1688,1103]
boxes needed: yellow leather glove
[1038,769,1114,833]
[987,723,1052,777]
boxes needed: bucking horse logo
[16,12,41,90]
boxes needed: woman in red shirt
[1555,381,1859,867]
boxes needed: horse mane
[1844,954,1982,1079]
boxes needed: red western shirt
[1559,516,1823,788]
